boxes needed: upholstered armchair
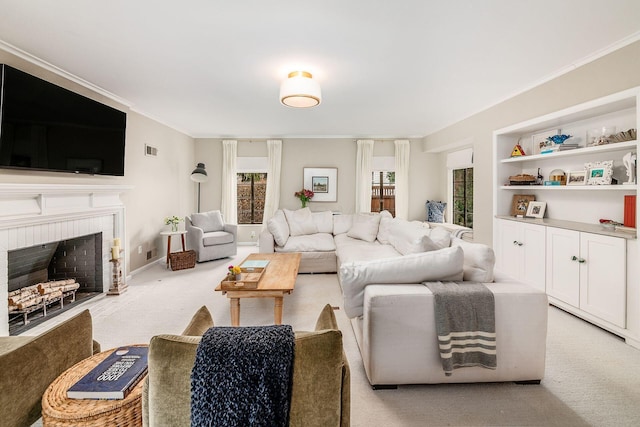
[185,210,237,262]
[143,305,350,427]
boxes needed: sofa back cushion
[347,213,381,242]
[375,210,395,244]
[451,237,496,282]
[191,210,224,232]
[339,246,465,318]
[267,210,290,247]
[332,214,353,235]
[284,208,318,236]
[312,211,334,234]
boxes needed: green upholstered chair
[142,304,350,427]
[0,309,99,427]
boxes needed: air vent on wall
[145,144,158,157]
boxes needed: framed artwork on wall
[304,167,337,202]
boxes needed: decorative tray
[220,270,265,290]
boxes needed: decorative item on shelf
[525,201,547,219]
[549,169,567,185]
[164,215,183,232]
[511,194,536,217]
[532,129,560,154]
[508,174,537,185]
[599,219,622,230]
[540,134,574,154]
[567,170,587,185]
[624,195,636,228]
[622,152,637,185]
[584,160,614,185]
[227,265,242,281]
[510,144,526,157]
[294,188,314,208]
[587,127,616,146]
[609,128,637,143]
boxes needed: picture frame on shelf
[566,170,587,186]
[303,167,338,202]
[584,160,613,185]
[525,201,547,219]
[511,194,536,217]
[531,128,560,155]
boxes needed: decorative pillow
[347,213,381,243]
[339,246,465,318]
[424,226,452,251]
[181,306,214,336]
[426,200,447,223]
[191,210,224,232]
[311,211,334,234]
[267,210,290,247]
[451,237,495,282]
[332,214,353,235]
[376,210,395,244]
[283,208,318,236]
[388,220,431,254]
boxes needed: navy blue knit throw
[190,325,295,427]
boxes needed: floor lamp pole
[197,182,201,213]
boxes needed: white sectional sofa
[259,208,548,387]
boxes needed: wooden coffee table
[215,253,301,326]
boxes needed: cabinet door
[580,233,626,327]
[546,227,580,306]
[496,219,521,279]
[520,223,546,292]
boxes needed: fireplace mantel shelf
[0,183,132,229]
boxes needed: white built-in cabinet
[493,87,640,348]
[496,220,546,292]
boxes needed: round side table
[41,345,147,426]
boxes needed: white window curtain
[355,139,374,213]
[394,140,410,220]
[262,140,282,227]
[221,140,237,224]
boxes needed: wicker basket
[169,250,196,271]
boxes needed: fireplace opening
[8,233,103,335]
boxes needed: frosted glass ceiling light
[280,71,321,108]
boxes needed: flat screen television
[0,64,126,176]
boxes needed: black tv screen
[0,64,126,176]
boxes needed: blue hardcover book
[67,346,148,400]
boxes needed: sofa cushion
[202,231,234,246]
[312,211,334,234]
[334,234,401,264]
[339,246,465,318]
[451,237,496,282]
[284,208,318,236]
[276,233,336,253]
[347,213,381,242]
[376,210,397,244]
[267,210,290,247]
[426,200,447,223]
[332,214,353,235]
[191,210,224,232]
[181,306,214,336]
[387,220,431,255]
[424,226,452,251]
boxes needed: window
[452,168,473,227]
[371,170,395,216]
[237,173,267,224]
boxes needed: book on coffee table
[240,259,269,272]
[67,346,148,400]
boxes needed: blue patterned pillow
[426,200,446,223]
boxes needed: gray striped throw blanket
[424,281,497,376]
[191,325,295,427]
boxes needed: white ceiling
[1,0,639,139]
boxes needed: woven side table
[41,345,147,426]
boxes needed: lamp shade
[280,71,321,108]
[190,163,208,183]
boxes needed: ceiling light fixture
[280,71,321,108]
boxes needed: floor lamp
[190,163,208,212]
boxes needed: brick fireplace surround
[0,183,130,336]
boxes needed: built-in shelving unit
[492,87,640,349]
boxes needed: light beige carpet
[27,246,640,426]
